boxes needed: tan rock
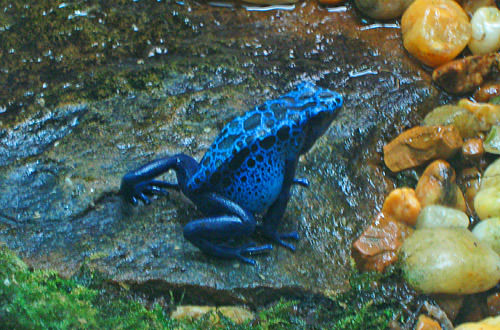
[462,138,484,160]
[432,53,500,94]
[415,205,469,229]
[383,126,463,172]
[415,314,442,330]
[422,105,481,139]
[459,99,500,131]
[382,187,421,226]
[171,305,254,325]
[400,228,500,294]
[455,315,500,330]
[477,157,500,190]
[472,217,500,254]
[352,212,413,272]
[415,160,467,212]
[474,158,500,219]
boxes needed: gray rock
[0,2,448,305]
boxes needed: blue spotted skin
[120,82,343,265]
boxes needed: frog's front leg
[121,154,198,205]
[259,158,301,251]
[184,192,273,265]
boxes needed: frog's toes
[279,240,296,252]
[280,231,300,240]
[237,255,256,265]
[139,193,151,205]
[278,231,300,251]
[259,227,299,251]
[241,244,273,255]
[237,244,273,265]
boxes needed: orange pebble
[382,188,421,226]
[415,314,442,330]
[402,0,472,68]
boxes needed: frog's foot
[257,225,300,251]
[192,239,272,265]
[293,178,309,188]
[236,243,273,265]
[121,179,176,205]
[121,153,196,206]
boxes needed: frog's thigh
[184,192,256,240]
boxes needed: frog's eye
[297,89,316,101]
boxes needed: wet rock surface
[0,1,448,305]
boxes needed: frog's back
[188,82,337,212]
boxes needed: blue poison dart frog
[120,82,343,264]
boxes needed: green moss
[0,1,243,114]
[0,245,415,329]
[0,245,176,329]
[327,268,407,329]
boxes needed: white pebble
[415,205,469,229]
[469,7,500,55]
[400,228,500,294]
[472,217,500,255]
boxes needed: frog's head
[300,85,343,153]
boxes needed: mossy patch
[0,1,246,115]
[0,245,420,329]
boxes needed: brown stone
[462,138,484,160]
[415,314,442,330]
[457,167,482,215]
[383,126,463,172]
[415,160,467,212]
[432,53,500,94]
[474,82,500,103]
[432,294,464,322]
[352,212,413,272]
[487,292,500,316]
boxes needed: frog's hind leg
[121,154,198,205]
[184,193,272,265]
